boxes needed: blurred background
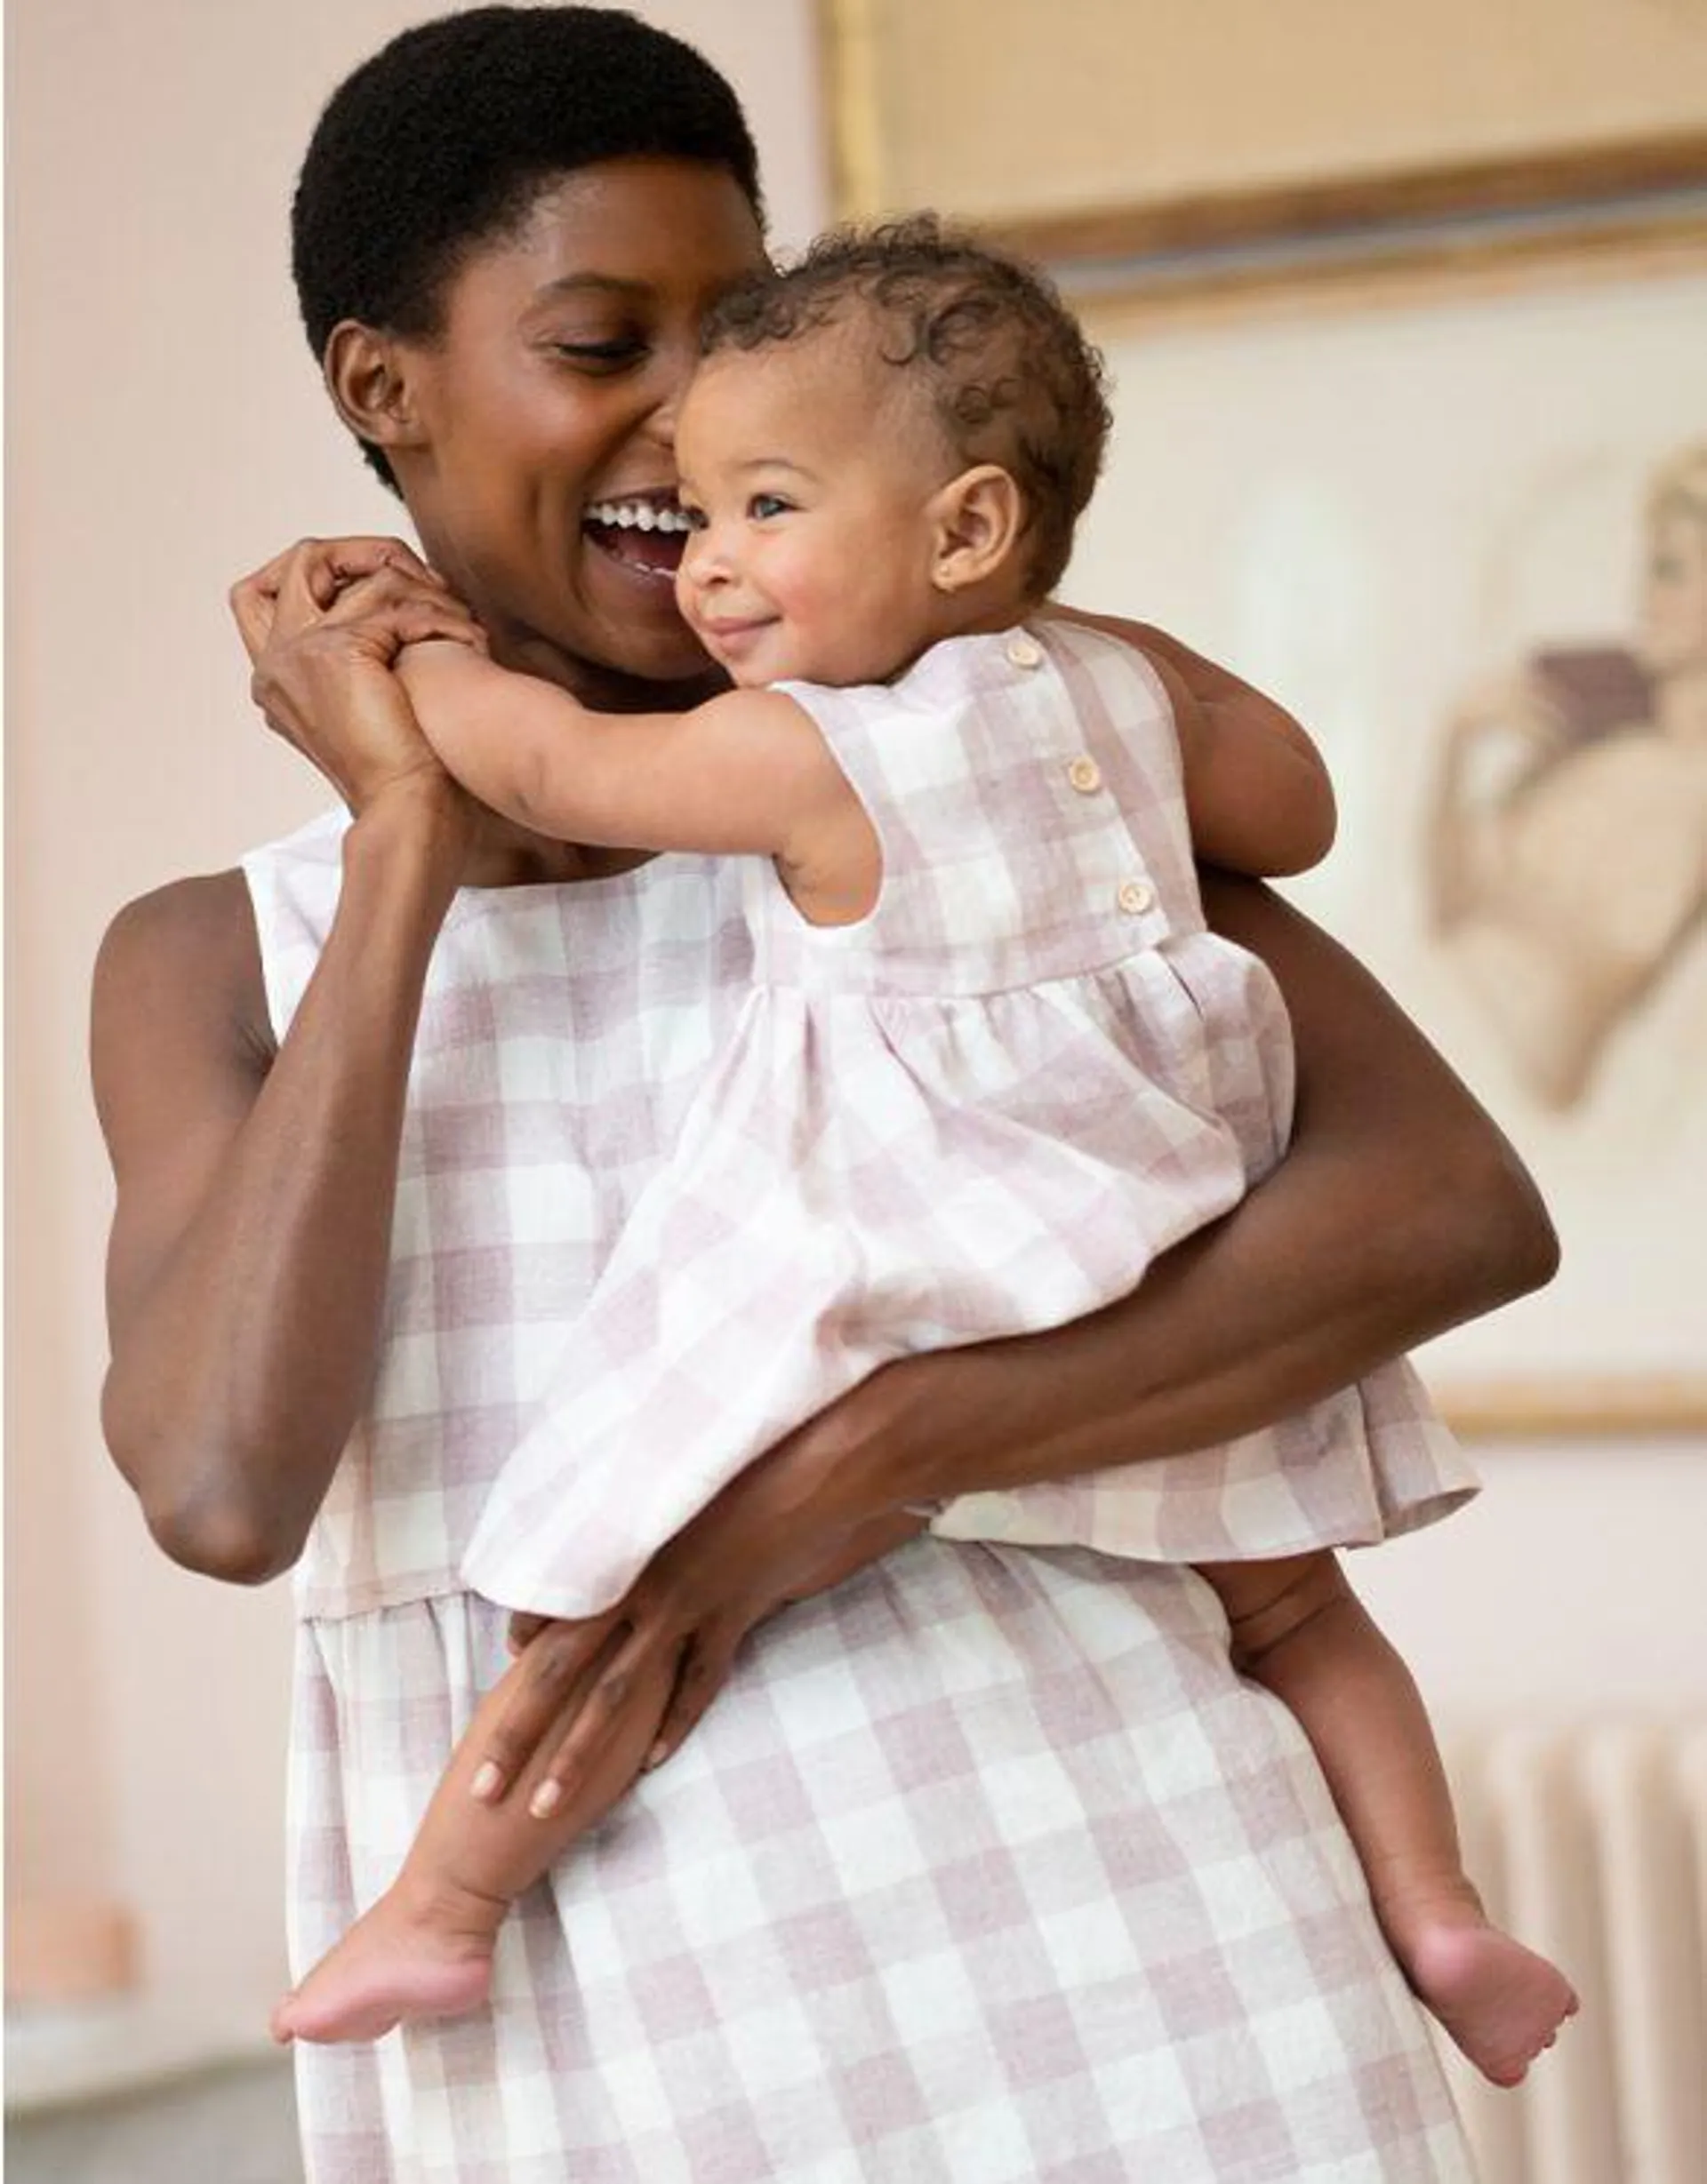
[7,4,1705,2180]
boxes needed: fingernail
[469,1763,501,1802]
[644,1740,668,1772]
[529,1780,563,1819]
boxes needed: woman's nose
[639,336,702,454]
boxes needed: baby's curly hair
[292,5,762,491]
[701,215,1110,596]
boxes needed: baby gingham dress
[462,620,1476,1620]
[244,638,1476,2180]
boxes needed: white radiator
[1439,1720,1707,2184]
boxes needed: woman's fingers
[643,1618,745,1772]
[230,536,442,660]
[316,566,487,655]
[525,1618,685,1815]
[507,1610,553,1655]
[467,1614,617,1804]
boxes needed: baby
[274,217,1576,2087]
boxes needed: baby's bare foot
[1404,1916,1579,2086]
[271,1877,502,2045]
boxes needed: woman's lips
[583,520,685,581]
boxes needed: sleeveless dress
[463,620,1475,1620]
[243,636,1477,2181]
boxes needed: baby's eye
[748,492,792,521]
[680,505,709,532]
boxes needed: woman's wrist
[788,1346,1003,1522]
[341,770,476,916]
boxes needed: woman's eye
[552,339,646,371]
[749,493,791,521]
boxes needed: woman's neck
[494,630,729,714]
[459,636,731,887]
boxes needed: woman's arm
[93,542,483,1581]
[857,871,1556,1500]
[1052,603,1337,875]
[474,871,1558,1796]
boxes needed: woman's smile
[581,489,693,584]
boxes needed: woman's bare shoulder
[93,870,275,1102]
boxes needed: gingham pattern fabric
[242,822,756,1620]
[288,1543,1474,2183]
[463,622,1475,1620]
[244,698,1475,2179]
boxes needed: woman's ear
[323,320,429,460]
[927,465,1024,593]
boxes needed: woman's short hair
[701,215,1110,597]
[292,4,762,488]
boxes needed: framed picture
[821,2,1707,1432]
[821,0,1707,309]
[1064,261,1707,1436]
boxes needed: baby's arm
[396,639,855,858]
[1050,604,1336,876]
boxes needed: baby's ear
[928,465,1024,593]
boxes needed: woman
[93,10,1553,2178]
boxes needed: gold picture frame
[820,0,1707,317]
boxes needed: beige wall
[5,0,827,2036]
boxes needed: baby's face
[673,331,955,687]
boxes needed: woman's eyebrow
[533,274,655,302]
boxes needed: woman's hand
[469,1413,926,1812]
[229,536,486,820]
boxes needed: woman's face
[391,158,766,702]
[1639,499,1707,680]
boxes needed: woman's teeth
[586,500,692,533]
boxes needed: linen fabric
[243,668,1475,2177]
[288,1548,1474,2184]
[462,621,1476,1619]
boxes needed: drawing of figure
[1429,443,1707,1109]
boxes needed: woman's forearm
[96,788,468,1581]
[835,874,1556,1516]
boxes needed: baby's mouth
[582,493,691,580]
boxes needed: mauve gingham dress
[463,621,1475,1619]
[245,620,1477,2181]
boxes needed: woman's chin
[581,535,700,651]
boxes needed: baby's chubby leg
[273,1623,675,2045]
[1198,1550,1578,2088]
